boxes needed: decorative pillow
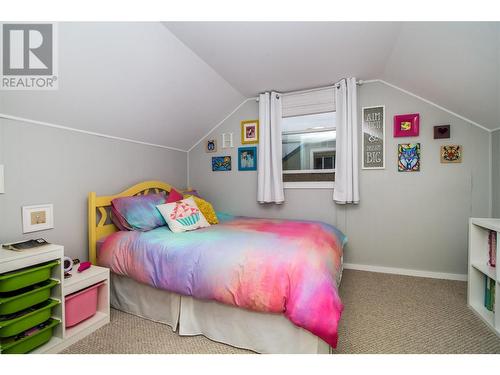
[111,193,167,231]
[156,197,210,233]
[182,189,202,199]
[184,195,218,225]
[166,188,184,203]
[110,206,132,231]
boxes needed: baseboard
[343,262,467,281]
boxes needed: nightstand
[55,264,110,351]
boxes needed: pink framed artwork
[393,113,419,137]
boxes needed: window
[282,111,336,184]
[280,87,336,188]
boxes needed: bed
[88,181,345,354]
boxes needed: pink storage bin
[65,282,104,328]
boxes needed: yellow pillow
[184,195,218,225]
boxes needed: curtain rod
[254,79,367,101]
[269,79,365,97]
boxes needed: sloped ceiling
[0,22,245,150]
[166,21,500,130]
[382,22,500,130]
[2,22,499,153]
[165,22,402,95]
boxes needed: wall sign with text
[361,105,385,169]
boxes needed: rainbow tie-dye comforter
[98,214,346,347]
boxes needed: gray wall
[492,130,500,217]
[0,118,187,261]
[189,82,491,275]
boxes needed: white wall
[0,118,187,261]
[189,82,491,276]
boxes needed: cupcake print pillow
[157,197,210,233]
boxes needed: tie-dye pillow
[110,205,132,231]
[111,193,167,231]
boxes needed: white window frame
[283,181,335,189]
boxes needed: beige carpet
[63,269,500,354]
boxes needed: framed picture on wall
[434,125,451,139]
[440,145,462,163]
[206,139,217,153]
[22,204,54,233]
[238,147,257,171]
[361,105,385,169]
[212,156,232,171]
[394,113,419,137]
[398,143,421,172]
[241,120,259,144]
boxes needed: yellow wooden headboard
[88,180,176,264]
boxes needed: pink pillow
[166,188,184,203]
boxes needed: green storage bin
[0,318,60,354]
[0,279,59,315]
[0,299,60,338]
[0,260,59,293]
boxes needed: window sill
[283,181,335,189]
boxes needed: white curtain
[257,91,285,204]
[333,78,360,204]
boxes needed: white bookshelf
[468,218,500,336]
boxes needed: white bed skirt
[110,273,331,354]
[109,273,180,329]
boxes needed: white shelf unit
[56,264,110,352]
[468,218,500,336]
[0,245,110,354]
[0,244,65,354]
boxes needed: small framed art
[22,204,54,233]
[434,125,450,139]
[238,147,257,171]
[394,113,419,137]
[398,143,420,172]
[241,120,259,144]
[206,139,217,153]
[440,145,462,163]
[212,156,232,171]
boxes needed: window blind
[281,87,335,118]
